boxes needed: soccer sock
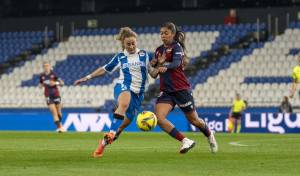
[54,121,61,128]
[113,136,119,141]
[231,125,235,134]
[58,114,62,122]
[237,125,241,133]
[199,124,211,137]
[110,113,124,133]
[169,127,185,142]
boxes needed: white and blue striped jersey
[103,48,154,94]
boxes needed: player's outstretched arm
[290,79,298,98]
[74,67,107,86]
[38,83,43,89]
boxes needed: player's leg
[185,111,217,153]
[48,103,61,132]
[54,97,63,132]
[155,100,194,154]
[231,117,236,134]
[236,118,242,133]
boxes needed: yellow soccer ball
[136,111,157,131]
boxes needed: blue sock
[110,113,124,132]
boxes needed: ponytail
[115,27,138,51]
[162,22,190,66]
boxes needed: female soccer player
[38,62,64,133]
[229,93,246,134]
[74,27,157,157]
[290,53,300,99]
[151,22,218,154]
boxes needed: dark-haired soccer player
[151,22,218,154]
[38,62,64,133]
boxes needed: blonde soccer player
[38,62,64,133]
[74,27,158,157]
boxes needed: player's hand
[49,81,56,87]
[290,93,294,98]
[158,67,167,73]
[150,58,157,66]
[157,52,166,65]
[74,77,88,86]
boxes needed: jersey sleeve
[293,68,297,79]
[164,43,183,70]
[242,101,246,108]
[103,54,120,74]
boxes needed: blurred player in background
[229,93,246,134]
[74,27,157,157]
[150,22,218,154]
[38,62,64,133]
[290,53,300,99]
[279,96,292,113]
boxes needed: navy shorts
[156,89,196,114]
[46,96,61,105]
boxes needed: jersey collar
[124,48,140,56]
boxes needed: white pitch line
[229,142,253,147]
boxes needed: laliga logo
[190,113,224,132]
[245,113,300,134]
[62,113,111,132]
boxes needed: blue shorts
[156,89,196,114]
[46,96,61,105]
[114,83,144,121]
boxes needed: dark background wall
[0,6,299,37]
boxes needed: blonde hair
[115,27,138,50]
[43,62,53,70]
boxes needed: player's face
[160,27,175,46]
[124,37,137,54]
[43,63,51,74]
[236,95,241,100]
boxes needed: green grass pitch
[0,132,299,176]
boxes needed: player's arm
[74,67,107,86]
[150,67,160,79]
[50,75,65,87]
[38,76,43,89]
[290,78,298,98]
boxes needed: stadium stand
[2,22,298,111]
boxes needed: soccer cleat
[103,132,115,144]
[207,132,218,153]
[94,139,106,157]
[180,138,195,154]
[58,127,63,133]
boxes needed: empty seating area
[1,22,294,110]
[0,31,54,64]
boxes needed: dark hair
[162,22,190,65]
[283,96,289,103]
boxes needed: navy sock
[169,127,185,142]
[199,124,211,137]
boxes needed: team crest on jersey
[121,84,127,91]
[139,51,145,57]
[166,48,172,53]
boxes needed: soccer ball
[136,111,157,131]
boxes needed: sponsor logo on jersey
[44,80,50,84]
[50,75,54,78]
[166,48,172,53]
[179,101,192,107]
[139,51,145,57]
[122,61,146,69]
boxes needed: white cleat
[180,138,195,154]
[207,132,218,153]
